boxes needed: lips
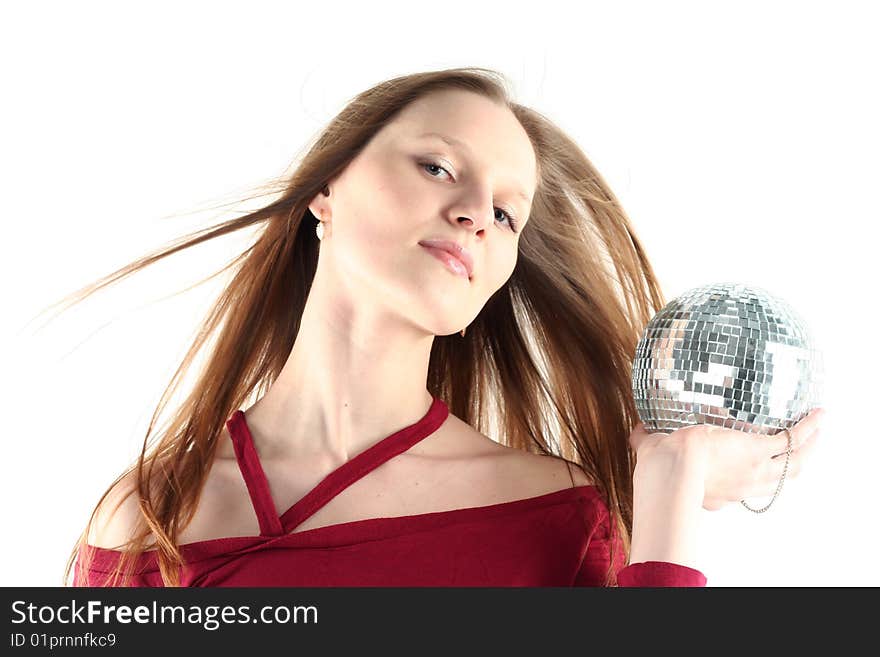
[418,239,474,279]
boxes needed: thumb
[629,421,647,451]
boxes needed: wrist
[629,454,706,569]
[634,430,709,480]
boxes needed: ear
[308,187,331,221]
[307,198,324,221]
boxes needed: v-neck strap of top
[226,410,285,536]
[225,396,450,537]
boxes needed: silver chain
[740,427,793,513]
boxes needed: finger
[791,432,819,476]
[766,407,825,459]
[628,422,645,451]
[629,421,672,457]
[769,428,797,459]
[761,431,818,489]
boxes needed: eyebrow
[417,131,532,206]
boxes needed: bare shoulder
[502,447,597,493]
[85,426,259,549]
[87,470,151,550]
[447,420,596,497]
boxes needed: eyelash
[419,160,520,232]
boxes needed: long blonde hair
[59,66,666,587]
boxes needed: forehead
[384,90,538,200]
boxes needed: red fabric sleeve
[617,561,707,587]
[73,545,158,587]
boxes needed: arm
[629,440,706,571]
[567,456,707,587]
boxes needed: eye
[420,160,520,232]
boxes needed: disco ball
[631,282,823,435]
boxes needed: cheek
[484,246,518,289]
[355,165,422,239]
[332,168,423,289]
[341,165,408,250]
[377,160,428,220]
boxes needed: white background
[2,0,876,586]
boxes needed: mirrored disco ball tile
[632,282,823,435]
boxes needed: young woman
[65,67,823,587]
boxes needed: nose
[451,201,494,233]
[446,181,496,233]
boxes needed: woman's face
[310,88,538,336]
